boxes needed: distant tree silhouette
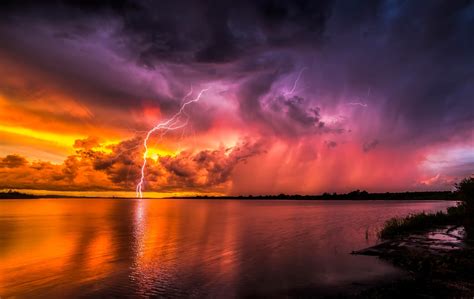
[456,176,474,237]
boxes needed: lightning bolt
[347,102,368,107]
[347,88,371,108]
[283,67,307,97]
[136,88,209,198]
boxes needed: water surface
[0,199,456,297]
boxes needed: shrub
[455,176,474,238]
[455,176,474,211]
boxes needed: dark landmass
[350,177,474,298]
[352,226,474,298]
[0,190,39,199]
[175,190,455,201]
[0,190,79,199]
[0,190,457,200]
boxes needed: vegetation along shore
[352,176,474,298]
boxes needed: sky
[0,0,473,197]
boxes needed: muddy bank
[351,226,474,298]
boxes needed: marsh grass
[379,205,466,239]
[380,177,474,240]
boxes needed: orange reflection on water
[128,200,240,297]
[0,198,241,297]
[0,199,121,297]
[0,198,456,298]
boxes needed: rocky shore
[351,226,474,298]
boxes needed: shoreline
[351,225,474,297]
[0,190,457,201]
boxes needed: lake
[0,199,456,297]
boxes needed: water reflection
[0,199,456,297]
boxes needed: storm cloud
[0,136,265,193]
[0,0,472,193]
[0,1,472,138]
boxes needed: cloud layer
[0,137,265,194]
[0,0,472,194]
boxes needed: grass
[379,205,466,239]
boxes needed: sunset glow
[1,2,474,298]
[0,1,472,197]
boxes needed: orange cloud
[0,136,264,195]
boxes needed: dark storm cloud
[94,0,332,65]
[244,90,348,138]
[283,96,323,127]
[0,0,331,63]
[90,137,142,187]
[316,0,474,144]
[158,139,266,191]
[0,0,472,142]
